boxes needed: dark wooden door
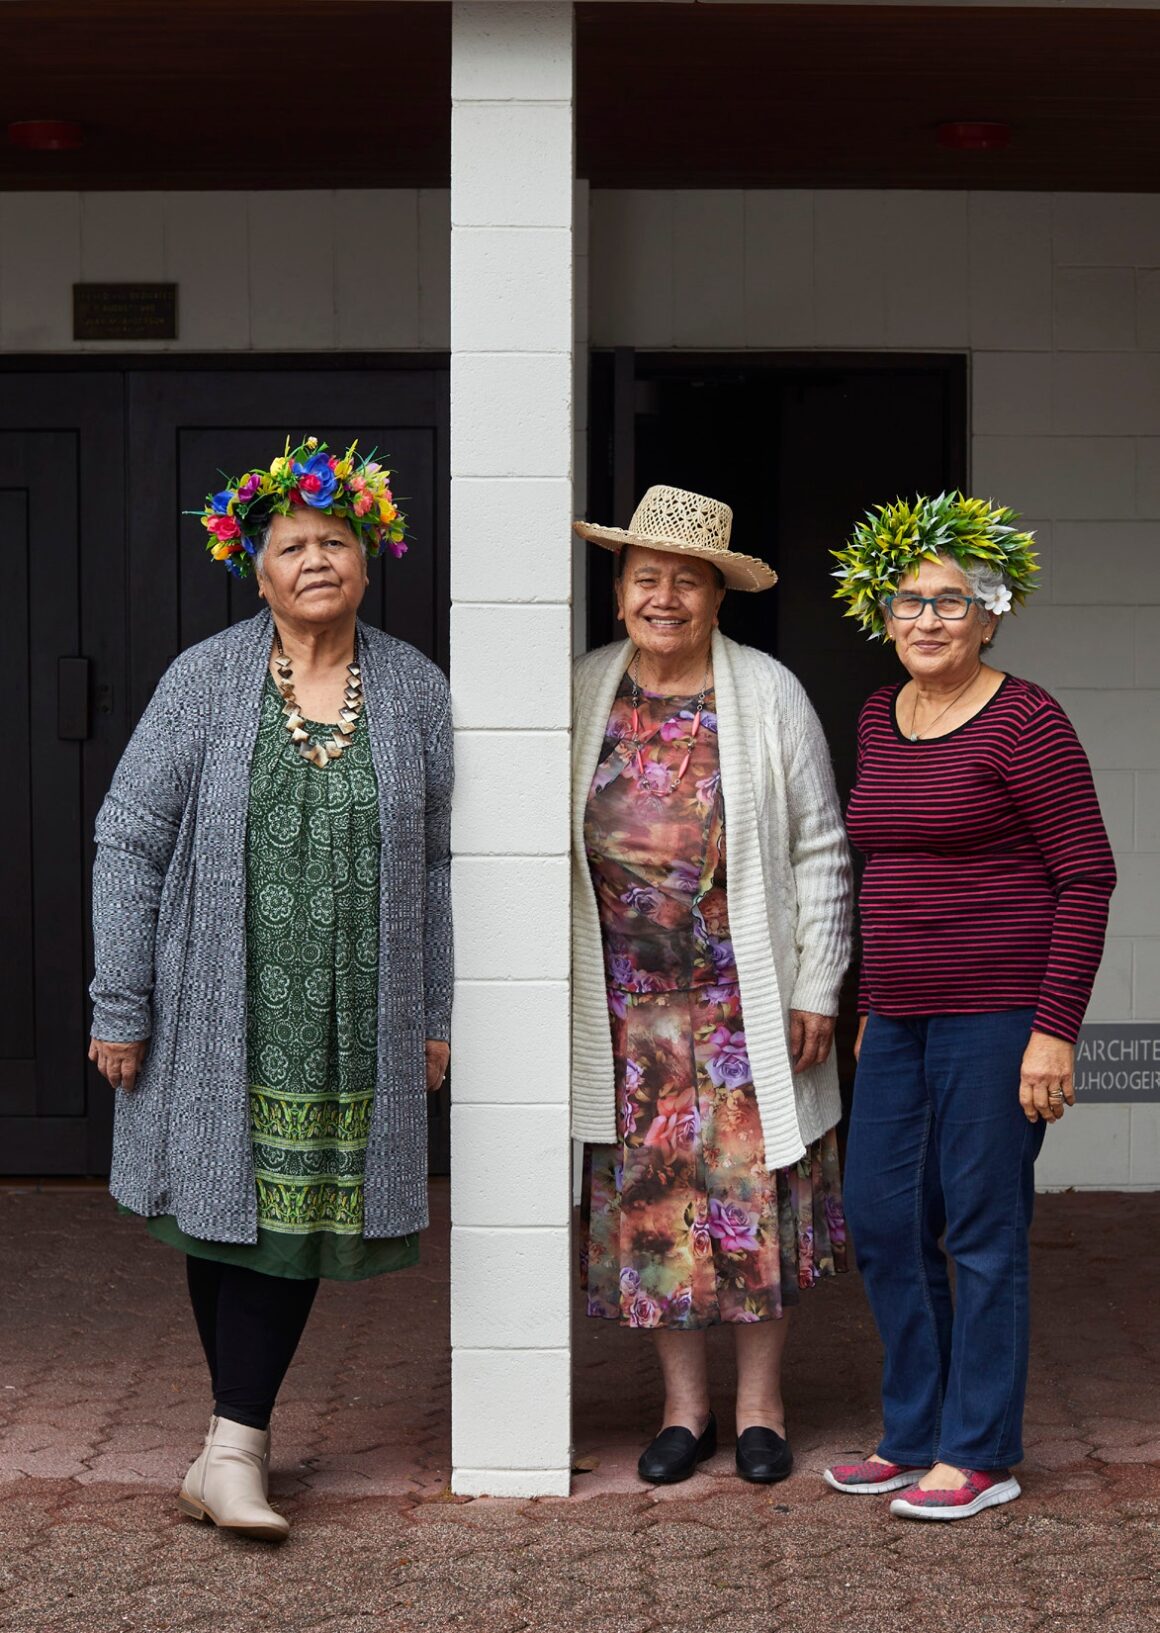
[0,362,450,1175]
[0,380,127,1173]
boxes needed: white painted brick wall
[449,1,575,1497]
[589,186,1160,1190]
[0,188,448,352]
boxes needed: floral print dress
[580,676,846,1329]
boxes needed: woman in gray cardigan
[88,438,452,1541]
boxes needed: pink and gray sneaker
[823,1457,930,1495]
[889,1467,1021,1521]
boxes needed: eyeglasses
[884,593,978,621]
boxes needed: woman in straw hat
[572,485,853,1485]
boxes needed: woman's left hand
[790,1010,836,1073]
[425,1040,450,1094]
[1019,1030,1075,1124]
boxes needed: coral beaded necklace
[626,650,713,792]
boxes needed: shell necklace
[627,651,712,791]
[272,634,364,769]
[906,665,982,741]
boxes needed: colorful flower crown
[196,435,407,579]
[832,491,1039,640]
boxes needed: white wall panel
[0,185,442,354]
[1052,523,1160,603]
[451,1348,571,1479]
[451,730,571,855]
[1056,691,1160,771]
[451,352,572,478]
[450,603,571,728]
[419,189,452,350]
[247,192,336,350]
[80,193,166,281]
[973,437,1138,519]
[813,190,887,347]
[451,981,570,1104]
[166,191,252,349]
[968,193,1053,351]
[451,103,573,230]
[743,191,814,346]
[451,477,574,603]
[1134,938,1160,1015]
[0,193,81,350]
[336,190,421,350]
[1052,193,1160,269]
[1051,352,1160,437]
[671,191,745,348]
[451,1228,571,1348]
[1136,774,1160,851]
[1036,1106,1131,1189]
[448,1,575,1498]
[882,191,968,348]
[999,605,1132,690]
[452,856,570,983]
[1094,771,1137,852]
[972,352,1053,437]
[589,190,674,347]
[452,227,572,352]
[1053,267,1137,352]
[1088,938,1134,1019]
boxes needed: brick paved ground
[2,1182,1158,1633]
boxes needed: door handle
[57,656,91,741]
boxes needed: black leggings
[185,1256,319,1431]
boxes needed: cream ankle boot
[178,1415,289,1541]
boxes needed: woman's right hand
[88,1038,148,1093]
[854,1015,867,1062]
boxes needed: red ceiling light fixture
[937,121,1012,153]
[7,120,85,152]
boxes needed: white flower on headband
[982,584,1013,615]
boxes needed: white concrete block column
[449,2,575,1499]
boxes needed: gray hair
[250,514,366,578]
[953,556,1008,641]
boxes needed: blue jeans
[843,1009,1045,1471]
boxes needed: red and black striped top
[846,675,1116,1043]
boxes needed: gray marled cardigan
[90,609,453,1243]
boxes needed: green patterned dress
[145,676,418,1281]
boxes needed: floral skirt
[580,983,847,1329]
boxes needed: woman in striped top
[826,496,1115,1522]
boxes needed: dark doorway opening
[1,357,451,1177]
[586,349,968,1079]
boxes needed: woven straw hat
[573,485,777,593]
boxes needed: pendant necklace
[628,651,712,791]
[907,666,981,742]
[272,633,364,769]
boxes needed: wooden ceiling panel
[576,4,1160,190]
[0,3,1158,191]
[0,1,451,189]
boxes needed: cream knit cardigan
[571,631,854,1170]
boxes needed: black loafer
[736,1426,793,1484]
[637,1412,717,1485]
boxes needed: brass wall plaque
[73,283,177,341]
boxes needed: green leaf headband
[832,491,1039,640]
[196,435,407,580]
